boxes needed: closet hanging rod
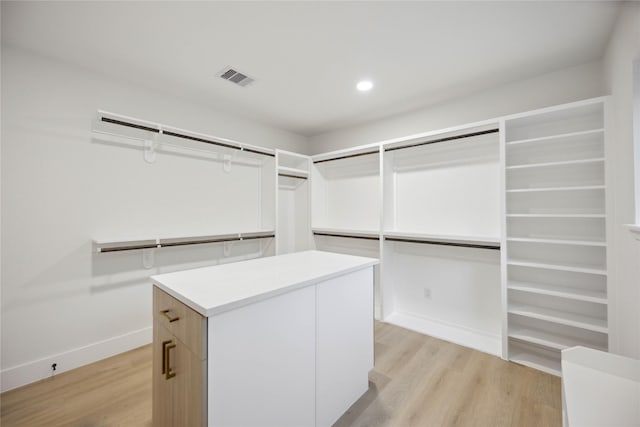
[313,231,380,241]
[96,231,275,253]
[313,150,379,164]
[385,128,499,152]
[278,173,308,180]
[385,236,500,250]
[99,116,274,157]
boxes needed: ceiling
[1,1,622,137]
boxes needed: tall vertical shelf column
[504,98,608,376]
[276,150,311,255]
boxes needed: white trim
[384,311,501,357]
[0,327,152,393]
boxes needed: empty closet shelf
[506,157,605,170]
[510,351,561,376]
[94,231,275,253]
[507,259,607,276]
[506,214,606,218]
[383,231,500,249]
[508,304,608,333]
[509,328,607,352]
[506,237,606,247]
[505,128,604,147]
[508,281,607,304]
[277,166,308,179]
[506,185,605,193]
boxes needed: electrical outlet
[423,288,431,299]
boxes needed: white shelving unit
[276,150,312,255]
[93,111,277,261]
[310,147,383,316]
[504,98,608,374]
[380,125,503,356]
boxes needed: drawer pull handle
[160,309,180,322]
[165,342,176,380]
[161,340,171,375]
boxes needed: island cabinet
[151,250,379,427]
[152,287,207,427]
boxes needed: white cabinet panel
[208,286,316,427]
[316,268,374,427]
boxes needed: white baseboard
[384,311,501,356]
[1,327,152,393]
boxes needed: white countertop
[152,250,379,317]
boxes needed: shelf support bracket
[144,129,161,164]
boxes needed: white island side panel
[151,250,379,317]
[208,285,317,427]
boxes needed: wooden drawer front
[153,286,206,359]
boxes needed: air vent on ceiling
[218,67,255,87]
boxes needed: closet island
[151,250,378,427]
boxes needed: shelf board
[506,185,605,193]
[506,128,604,147]
[508,304,608,333]
[277,165,309,177]
[506,157,604,170]
[510,351,561,376]
[508,281,607,304]
[507,214,605,219]
[509,328,607,352]
[312,227,380,240]
[94,230,275,253]
[507,237,606,247]
[507,259,607,276]
[383,231,500,248]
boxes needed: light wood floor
[1,322,561,427]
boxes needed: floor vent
[218,67,255,87]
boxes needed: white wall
[308,61,604,154]
[603,4,640,359]
[0,46,307,391]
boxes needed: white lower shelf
[508,304,608,334]
[507,259,607,276]
[509,328,607,352]
[510,351,561,376]
[506,185,605,193]
[507,214,605,219]
[508,281,607,304]
[507,237,606,247]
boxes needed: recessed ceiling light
[357,80,373,92]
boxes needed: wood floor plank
[1,322,561,427]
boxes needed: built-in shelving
[506,128,604,147]
[277,165,309,179]
[509,304,607,333]
[507,281,607,304]
[507,237,605,247]
[379,124,502,356]
[504,98,608,375]
[507,214,605,218]
[508,328,606,352]
[507,259,606,275]
[276,150,311,255]
[509,349,562,376]
[95,230,275,253]
[506,185,605,193]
